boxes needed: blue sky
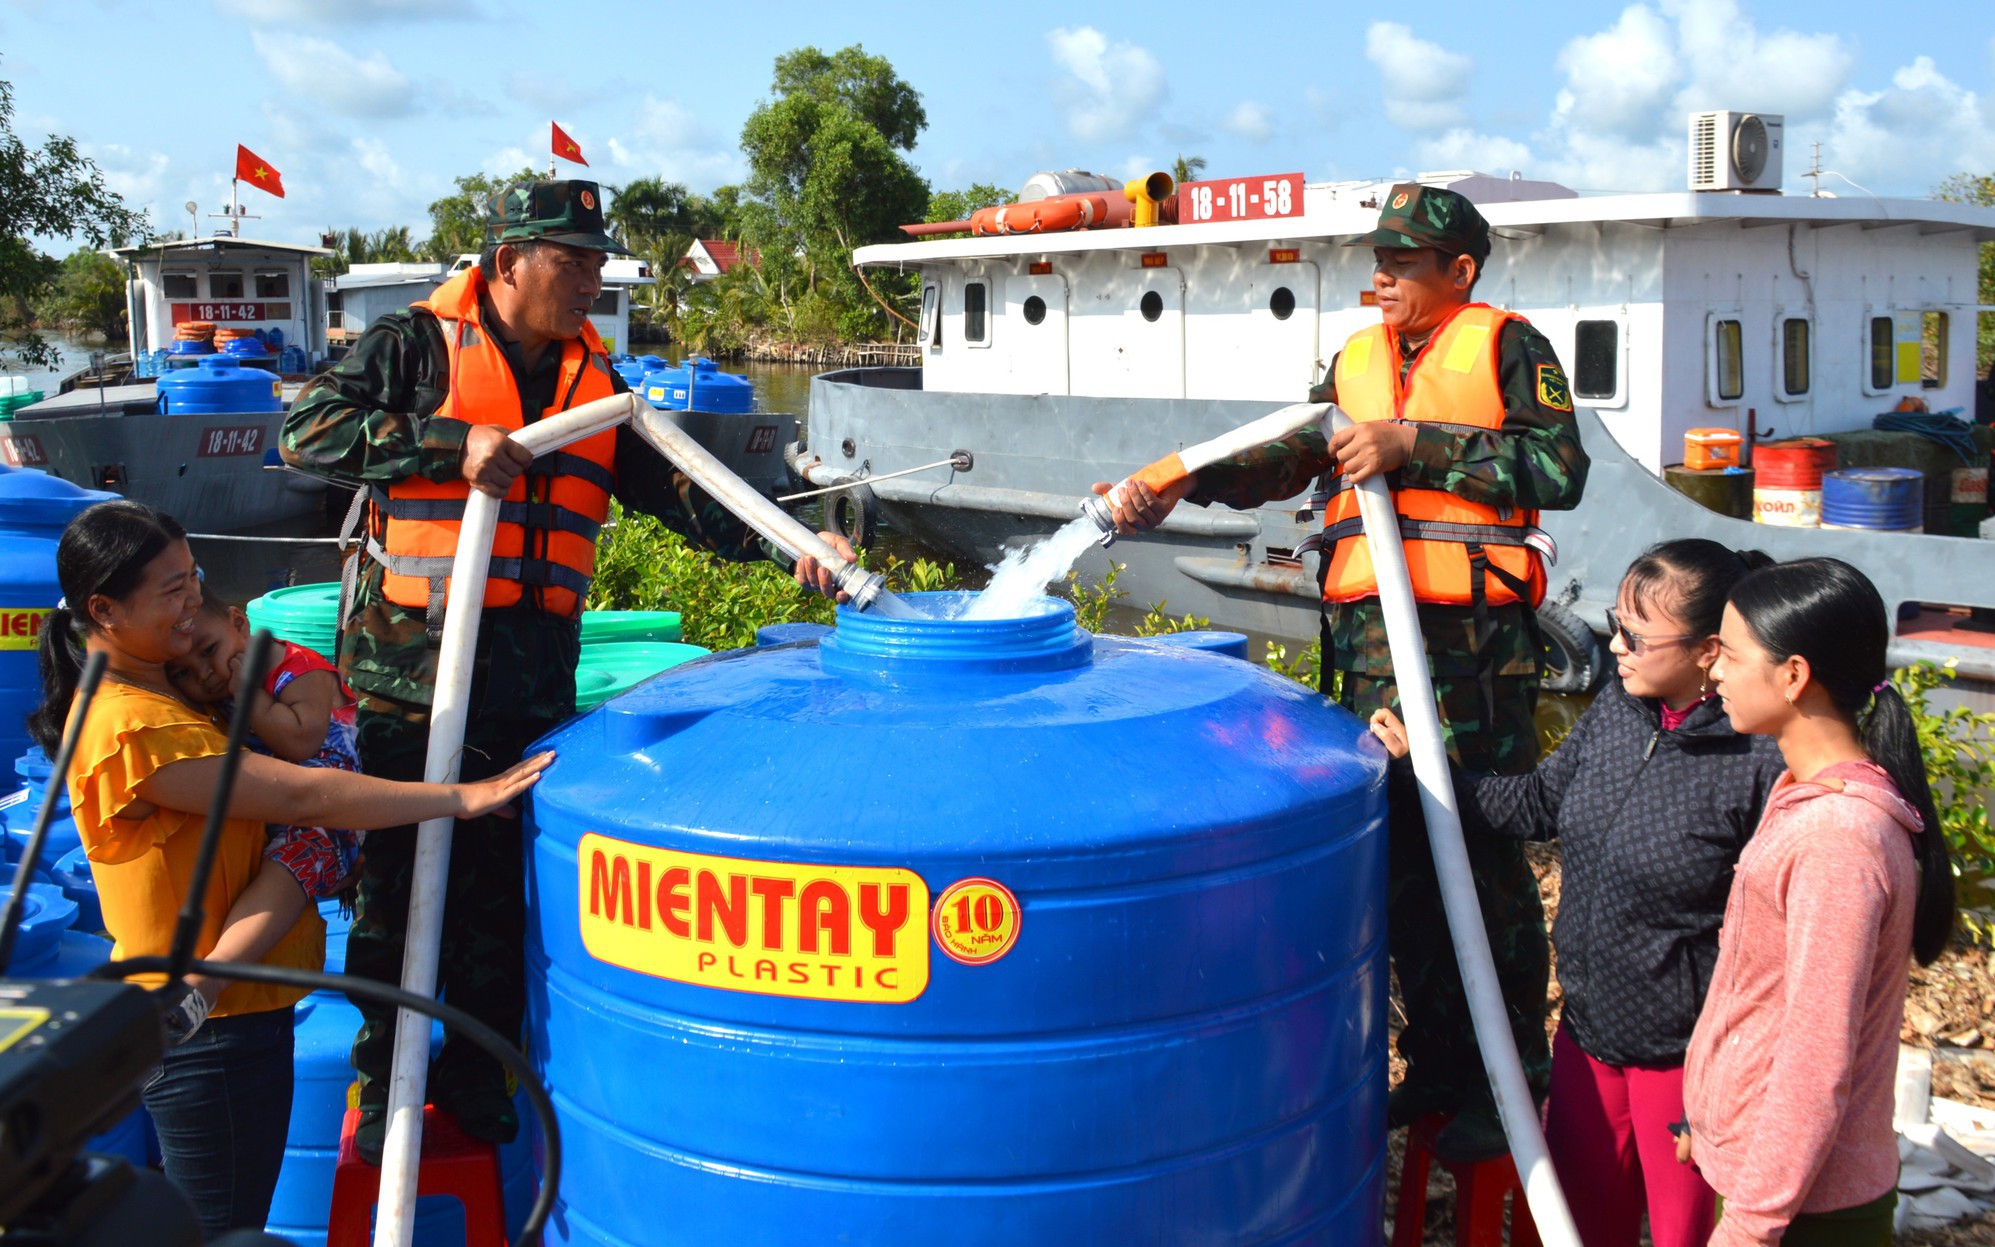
[2,0,1991,249]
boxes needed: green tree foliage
[1,74,147,365]
[420,167,539,262]
[1171,154,1208,186]
[739,45,929,341]
[925,183,1009,227]
[33,249,126,340]
[316,225,421,276]
[1936,171,1995,377]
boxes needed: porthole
[1140,291,1163,322]
[1269,287,1295,320]
[1023,295,1046,325]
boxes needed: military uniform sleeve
[1185,365,1339,510]
[611,422,779,565]
[280,311,471,488]
[1399,320,1589,512]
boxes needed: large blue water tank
[1,747,82,866]
[639,356,754,414]
[525,593,1389,1246]
[156,355,283,415]
[0,468,118,768]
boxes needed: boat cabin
[325,262,447,347]
[108,236,333,370]
[442,254,656,355]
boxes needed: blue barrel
[166,338,214,358]
[526,592,1389,1245]
[640,357,754,414]
[754,622,832,648]
[1,747,82,865]
[0,469,117,769]
[156,355,283,415]
[225,335,271,358]
[50,843,103,932]
[1143,630,1252,660]
[1821,467,1925,532]
[280,346,309,374]
[0,886,150,1166]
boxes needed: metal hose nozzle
[1078,493,1119,548]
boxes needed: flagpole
[229,178,242,237]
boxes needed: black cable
[94,955,561,1247]
[164,629,277,984]
[0,650,108,970]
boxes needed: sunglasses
[1605,608,1696,656]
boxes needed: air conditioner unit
[1688,111,1783,192]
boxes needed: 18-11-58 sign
[1178,173,1304,224]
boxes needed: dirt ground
[1383,843,1995,1245]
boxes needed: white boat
[797,111,1995,700]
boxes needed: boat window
[963,281,989,344]
[591,291,620,315]
[1713,318,1743,402]
[1869,316,1894,390]
[1921,311,1947,389]
[1269,287,1295,321]
[1572,321,1617,400]
[209,271,245,299]
[1023,295,1047,326]
[918,283,939,347]
[254,271,290,298]
[1140,291,1164,323]
[1780,318,1810,398]
[162,271,197,299]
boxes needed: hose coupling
[1078,493,1119,548]
[833,561,887,612]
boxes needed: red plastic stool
[326,1104,509,1247]
[1391,1113,1539,1247]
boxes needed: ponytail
[1865,683,1955,965]
[25,604,87,754]
[1728,557,1956,965]
[26,502,188,756]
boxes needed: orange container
[1684,428,1743,471]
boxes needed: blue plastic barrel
[166,338,214,357]
[0,886,150,1166]
[1,747,82,865]
[754,622,832,648]
[156,355,283,415]
[1143,629,1252,660]
[640,356,754,414]
[0,469,118,768]
[526,592,1389,1245]
[222,335,271,358]
[1821,467,1925,532]
[50,843,103,932]
[280,346,309,374]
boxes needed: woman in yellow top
[27,500,549,1237]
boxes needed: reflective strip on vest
[1320,303,1547,608]
[373,492,604,542]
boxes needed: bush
[1894,661,1995,941]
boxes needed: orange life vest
[366,268,620,622]
[1319,303,1551,608]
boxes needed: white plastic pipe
[1328,407,1580,1247]
[1081,402,1329,544]
[631,406,886,610]
[373,392,640,1247]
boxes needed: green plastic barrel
[580,610,683,645]
[573,640,709,711]
[246,583,343,656]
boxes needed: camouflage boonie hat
[485,179,632,255]
[1347,183,1491,263]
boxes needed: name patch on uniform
[1535,364,1572,412]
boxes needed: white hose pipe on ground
[631,406,887,610]
[373,392,641,1247]
[1328,407,1580,1246]
[1080,402,1329,545]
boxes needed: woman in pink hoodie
[1684,557,1955,1246]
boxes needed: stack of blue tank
[0,467,118,769]
[156,355,283,415]
[639,356,754,414]
[525,593,1390,1245]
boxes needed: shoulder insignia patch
[1535,363,1572,412]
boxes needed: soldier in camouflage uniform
[282,180,849,1162]
[1095,184,1587,1163]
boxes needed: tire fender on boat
[828,482,879,549]
[1537,598,1607,694]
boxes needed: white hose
[373,392,640,1247]
[1329,407,1580,1246]
[1082,403,1329,544]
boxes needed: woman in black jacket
[1371,540,1783,1247]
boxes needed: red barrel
[1752,438,1837,528]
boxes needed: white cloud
[1820,57,1995,194]
[506,70,607,115]
[1411,129,1535,176]
[251,32,418,119]
[1222,101,1273,143]
[80,142,171,206]
[1364,22,1472,130]
[1665,0,1851,121]
[217,0,475,22]
[604,97,743,189]
[1551,5,1679,141]
[1047,26,1167,144]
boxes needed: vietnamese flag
[235,144,285,198]
[551,121,588,167]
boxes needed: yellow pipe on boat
[1125,172,1174,227]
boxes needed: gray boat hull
[806,368,1995,686]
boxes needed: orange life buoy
[970,191,1127,236]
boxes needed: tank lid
[0,467,118,530]
[818,592,1091,680]
[0,885,76,974]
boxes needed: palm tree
[1171,154,1208,186]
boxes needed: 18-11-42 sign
[1178,173,1304,224]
